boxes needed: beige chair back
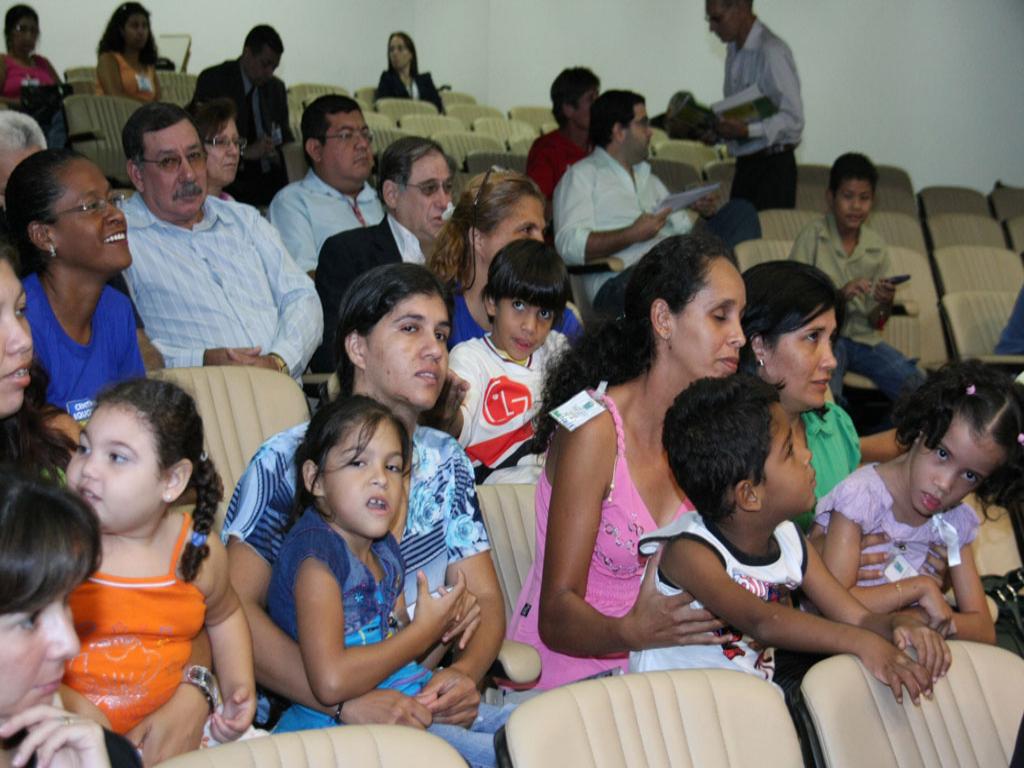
[867,211,927,256]
[281,142,308,184]
[876,164,914,195]
[795,182,828,214]
[927,212,1008,250]
[502,669,803,767]
[991,186,1024,222]
[704,160,735,201]
[652,139,717,171]
[1008,214,1024,253]
[919,185,991,218]
[65,65,97,81]
[940,290,1019,359]
[507,105,552,133]
[290,82,348,103]
[160,72,197,107]
[508,135,536,156]
[440,90,476,108]
[801,641,1024,768]
[734,239,793,273]
[934,245,1023,296]
[473,117,538,148]
[445,103,503,129]
[873,184,919,218]
[474,484,536,620]
[374,98,438,122]
[363,110,396,131]
[369,126,411,156]
[354,85,377,105]
[154,724,464,768]
[797,163,830,187]
[885,246,947,368]
[648,157,701,194]
[149,366,309,533]
[466,150,525,175]
[432,131,503,170]
[397,113,463,136]
[64,94,141,185]
[758,208,819,241]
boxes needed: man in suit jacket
[312,136,453,371]
[192,25,293,207]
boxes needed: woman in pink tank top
[508,233,748,689]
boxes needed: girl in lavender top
[813,360,1024,643]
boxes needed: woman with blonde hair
[428,169,580,347]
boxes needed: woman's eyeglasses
[204,137,247,151]
[54,191,128,217]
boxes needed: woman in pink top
[0,6,58,106]
[508,232,747,689]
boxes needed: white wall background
[28,0,1024,191]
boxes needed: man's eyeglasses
[54,191,128,218]
[136,150,207,173]
[406,178,454,197]
[322,128,373,145]
[204,136,247,151]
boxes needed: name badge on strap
[549,381,607,432]
[931,513,962,567]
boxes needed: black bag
[982,568,1024,657]
[19,82,70,126]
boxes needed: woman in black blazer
[375,31,443,113]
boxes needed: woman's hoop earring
[48,243,56,259]
[757,358,765,367]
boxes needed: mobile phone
[885,274,911,285]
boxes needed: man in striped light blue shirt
[121,103,322,377]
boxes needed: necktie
[348,196,367,227]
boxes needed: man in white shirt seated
[312,136,454,371]
[554,89,758,316]
[121,102,322,377]
[269,95,384,274]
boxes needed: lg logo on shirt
[482,376,532,426]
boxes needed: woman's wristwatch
[182,665,219,714]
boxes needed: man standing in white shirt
[706,0,803,210]
[554,90,758,315]
[313,136,454,371]
[269,95,384,274]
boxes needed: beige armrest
[977,354,1024,368]
[493,640,541,684]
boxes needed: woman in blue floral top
[222,264,505,737]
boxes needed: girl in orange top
[62,378,254,745]
[95,3,160,102]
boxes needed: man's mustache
[173,181,203,200]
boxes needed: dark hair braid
[179,453,223,582]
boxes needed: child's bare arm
[946,543,996,644]
[665,537,935,703]
[296,562,462,705]
[197,537,256,741]
[820,512,954,629]
[59,686,112,729]
[803,545,951,681]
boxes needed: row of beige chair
[494,642,1024,768]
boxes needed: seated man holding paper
[554,89,758,315]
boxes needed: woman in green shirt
[740,260,900,531]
